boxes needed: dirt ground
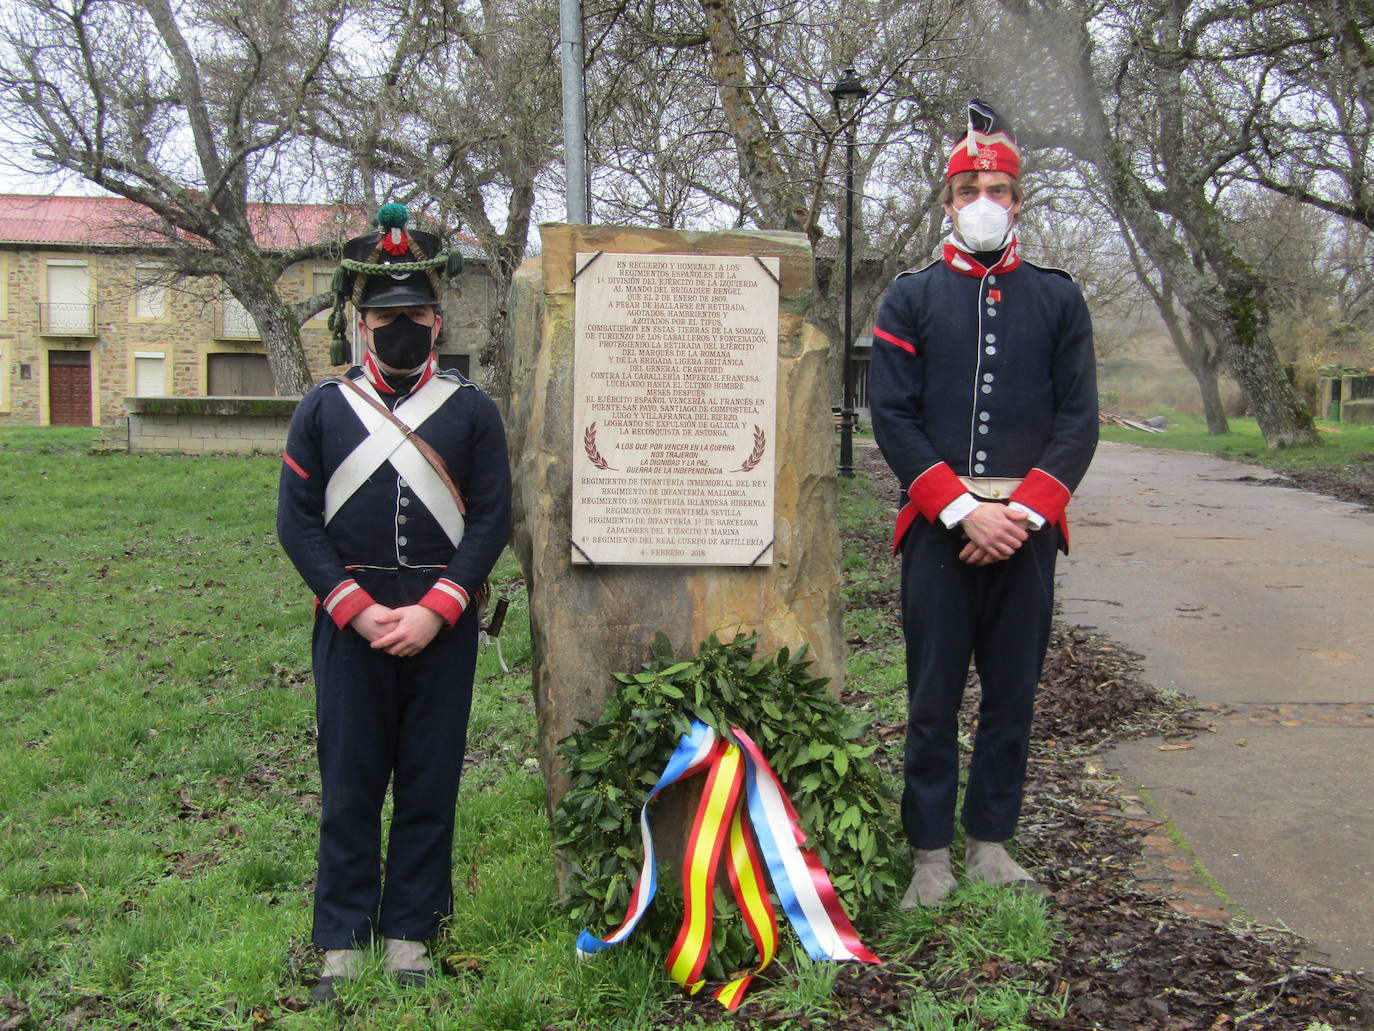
[1275,460,1374,510]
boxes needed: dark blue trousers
[899,518,1057,850]
[310,570,479,949]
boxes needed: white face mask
[954,196,1013,251]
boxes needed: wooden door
[48,351,92,425]
[207,353,275,396]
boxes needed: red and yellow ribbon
[666,742,745,992]
[576,721,879,1011]
[714,797,778,1008]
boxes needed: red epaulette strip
[420,578,469,627]
[894,463,966,553]
[873,325,916,355]
[324,578,375,630]
[282,451,309,480]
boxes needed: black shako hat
[340,203,455,309]
[327,204,464,363]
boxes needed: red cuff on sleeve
[419,578,470,627]
[323,578,376,630]
[894,463,966,553]
[1011,469,1073,549]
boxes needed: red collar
[361,352,437,395]
[942,235,1021,279]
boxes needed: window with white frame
[309,268,335,323]
[134,351,167,396]
[45,260,92,334]
[134,264,167,319]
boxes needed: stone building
[0,194,492,427]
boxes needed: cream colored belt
[958,476,1023,500]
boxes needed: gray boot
[900,847,958,909]
[384,937,433,987]
[964,836,1047,896]
[310,948,364,1003]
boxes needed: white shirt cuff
[1009,501,1046,530]
[938,492,979,529]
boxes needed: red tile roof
[0,194,364,250]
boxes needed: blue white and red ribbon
[734,727,879,965]
[575,721,721,959]
[575,720,879,1007]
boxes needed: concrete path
[1057,441,1374,975]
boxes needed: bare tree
[0,0,354,396]
[995,0,1319,448]
[302,0,563,397]
[1122,224,1231,433]
[581,0,982,399]
[1234,1,1374,231]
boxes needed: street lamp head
[829,67,868,116]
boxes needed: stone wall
[101,396,299,454]
[1315,370,1374,422]
[1340,398,1374,425]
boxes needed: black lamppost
[830,67,867,478]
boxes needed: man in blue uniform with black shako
[870,102,1097,908]
[277,206,512,1000]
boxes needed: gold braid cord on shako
[346,244,447,309]
[326,204,465,365]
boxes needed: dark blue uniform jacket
[277,362,512,629]
[870,246,1098,552]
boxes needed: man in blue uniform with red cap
[870,102,1098,907]
[278,206,511,998]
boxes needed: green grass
[1100,410,1374,470]
[0,428,1067,1029]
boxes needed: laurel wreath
[583,423,614,470]
[734,425,766,473]
[552,632,900,979]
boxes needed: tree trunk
[254,299,315,398]
[1170,197,1318,448]
[1182,315,1229,436]
[478,263,514,401]
[1032,1,1318,450]
[221,259,314,397]
[1159,303,1229,435]
[1197,366,1228,436]
[698,0,808,233]
[1224,320,1310,447]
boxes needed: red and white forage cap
[947,98,1020,180]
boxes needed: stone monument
[506,224,843,814]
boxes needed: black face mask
[371,315,433,371]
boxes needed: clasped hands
[350,603,445,657]
[957,502,1030,566]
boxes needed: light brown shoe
[900,847,958,909]
[964,836,1047,896]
